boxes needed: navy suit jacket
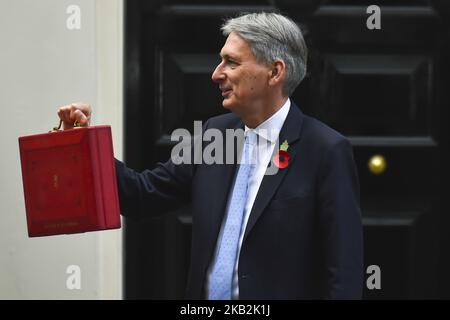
[115,103,363,299]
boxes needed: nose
[211,62,225,83]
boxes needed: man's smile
[220,86,232,97]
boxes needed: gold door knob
[368,154,387,175]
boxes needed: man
[58,12,363,299]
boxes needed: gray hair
[221,12,308,97]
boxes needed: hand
[57,103,92,130]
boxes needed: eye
[227,60,239,69]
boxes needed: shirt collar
[245,98,291,143]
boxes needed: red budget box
[18,126,121,237]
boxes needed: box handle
[51,120,83,132]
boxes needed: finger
[57,106,73,126]
[74,109,88,126]
[57,106,68,120]
[69,105,78,122]
[58,105,74,130]
[72,103,91,116]
[70,104,88,119]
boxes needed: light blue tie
[208,131,257,300]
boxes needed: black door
[124,0,450,299]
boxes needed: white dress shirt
[205,98,291,299]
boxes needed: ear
[268,59,286,87]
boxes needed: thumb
[73,109,90,127]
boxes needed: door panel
[124,0,450,299]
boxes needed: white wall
[0,0,123,299]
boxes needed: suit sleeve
[115,119,214,219]
[115,158,193,219]
[317,138,364,299]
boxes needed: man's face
[212,32,271,114]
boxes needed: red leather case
[18,126,121,237]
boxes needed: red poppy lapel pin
[273,140,290,169]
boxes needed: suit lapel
[243,104,305,241]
